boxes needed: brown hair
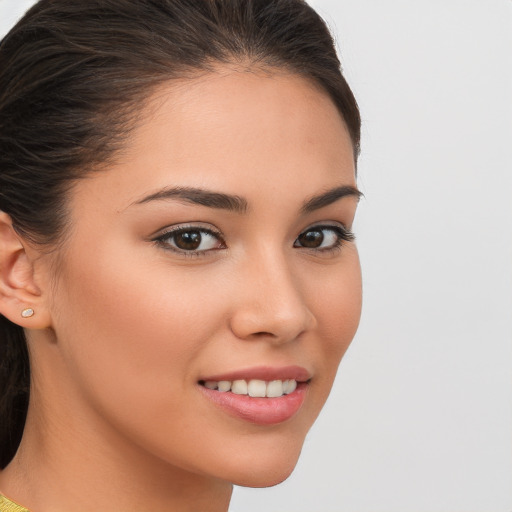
[0,0,360,468]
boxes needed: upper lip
[199,365,312,383]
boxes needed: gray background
[1,1,511,511]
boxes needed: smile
[201,379,298,398]
[198,367,311,425]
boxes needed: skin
[0,67,362,512]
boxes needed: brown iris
[297,229,324,248]
[174,230,202,250]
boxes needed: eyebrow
[134,186,248,213]
[300,185,362,213]
[133,184,362,214]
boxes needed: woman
[0,0,362,510]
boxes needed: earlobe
[0,211,51,329]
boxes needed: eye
[294,225,354,251]
[154,225,225,254]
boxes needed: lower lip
[199,383,308,425]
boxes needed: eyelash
[153,225,225,258]
[293,224,355,254]
[153,223,355,257]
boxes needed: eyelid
[152,223,226,256]
[300,221,355,239]
[153,222,222,237]
[304,220,353,232]
[294,222,355,252]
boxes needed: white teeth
[266,380,284,398]
[202,378,299,397]
[248,379,266,397]
[231,380,248,395]
[217,381,231,392]
[283,379,297,394]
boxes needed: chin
[234,467,296,489]
[232,466,297,489]
[224,444,303,489]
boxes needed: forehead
[72,68,356,212]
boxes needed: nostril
[228,281,316,342]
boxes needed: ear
[0,211,52,329]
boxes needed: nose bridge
[229,244,315,342]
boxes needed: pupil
[176,231,201,250]
[299,230,323,248]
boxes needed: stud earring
[21,308,35,318]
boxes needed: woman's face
[37,68,362,487]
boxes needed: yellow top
[0,495,30,512]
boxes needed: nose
[229,250,317,343]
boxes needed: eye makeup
[152,221,355,258]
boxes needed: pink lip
[200,365,312,383]
[198,366,311,426]
[199,383,308,426]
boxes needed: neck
[0,400,233,512]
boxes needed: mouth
[199,378,298,398]
[198,366,311,425]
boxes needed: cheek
[49,248,239,467]
[51,245,225,406]
[305,249,362,374]
[309,247,362,340]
